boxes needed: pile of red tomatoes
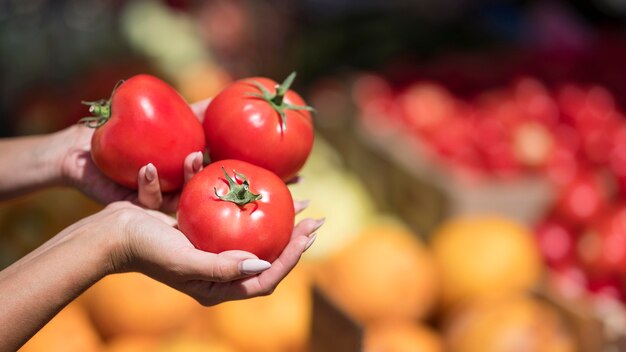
[351,73,626,303]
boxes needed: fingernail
[304,233,317,252]
[145,163,157,182]
[313,218,326,232]
[295,199,310,210]
[240,259,271,274]
[193,151,203,172]
[289,176,303,185]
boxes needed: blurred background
[2,0,626,351]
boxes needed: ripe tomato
[534,219,577,269]
[577,206,626,278]
[177,159,295,262]
[553,172,607,228]
[202,73,314,181]
[83,75,205,191]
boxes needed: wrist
[41,126,77,187]
[92,206,145,275]
[51,125,95,189]
[72,217,126,278]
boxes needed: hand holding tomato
[55,124,199,211]
[100,201,321,306]
[82,74,206,192]
[54,99,213,212]
[0,199,321,351]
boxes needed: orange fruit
[209,266,312,352]
[443,294,574,352]
[363,320,444,352]
[316,225,439,324]
[105,336,158,352]
[157,336,237,352]
[81,273,198,338]
[431,216,542,309]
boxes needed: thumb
[180,248,271,282]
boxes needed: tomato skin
[91,75,205,191]
[203,77,314,181]
[553,172,607,228]
[577,206,626,278]
[177,159,295,262]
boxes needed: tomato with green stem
[177,159,295,262]
[203,72,315,182]
[81,75,205,192]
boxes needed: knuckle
[211,262,235,282]
[106,201,126,210]
[113,207,140,221]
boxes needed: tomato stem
[248,72,316,129]
[79,80,124,128]
[271,72,296,105]
[214,167,262,206]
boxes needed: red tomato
[586,275,625,301]
[534,219,577,269]
[177,160,295,262]
[202,73,314,181]
[84,75,205,191]
[577,206,626,278]
[553,172,607,228]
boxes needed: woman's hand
[57,124,202,212]
[104,201,321,306]
[56,99,212,212]
[0,198,320,351]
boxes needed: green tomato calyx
[214,167,262,206]
[247,72,316,128]
[79,79,124,128]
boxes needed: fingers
[293,199,310,214]
[285,175,303,185]
[230,233,311,299]
[176,248,271,282]
[292,217,325,238]
[137,163,163,209]
[141,151,203,214]
[184,151,204,184]
[238,218,324,294]
[190,98,212,123]
[213,218,323,300]
[173,217,325,305]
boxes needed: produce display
[345,71,626,328]
[315,225,439,324]
[80,273,198,339]
[289,137,376,260]
[442,295,575,352]
[350,74,625,185]
[431,216,542,309]
[362,320,443,352]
